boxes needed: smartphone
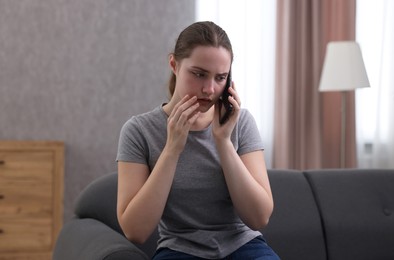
[219,70,233,125]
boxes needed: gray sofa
[53,169,394,260]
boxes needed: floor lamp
[319,41,370,168]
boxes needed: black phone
[219,70,233,125]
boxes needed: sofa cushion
[264,170,327,260]
[305,169,394,260]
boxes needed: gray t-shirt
[116,105,264,259]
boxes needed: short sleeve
[116,117,148,164]
[236,109,264,155]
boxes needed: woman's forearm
[215,140,273,230]
[118,147,179,243]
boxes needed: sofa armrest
[53,218,149,260]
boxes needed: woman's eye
[193,72,205,78]
[216,75,226,82]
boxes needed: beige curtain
[273,0,356,169]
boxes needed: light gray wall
[0,0,195,221]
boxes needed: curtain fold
[273,0,356,169]
[356,0,394,169]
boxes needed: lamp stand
[340,91,346,168]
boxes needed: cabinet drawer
[0,151,53,217]
[0,151,53,180]
[0,217,52,252]
[0,179,52,216]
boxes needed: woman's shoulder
[238,108,256,124]
[235,108,264,153]
[239,108,252,117]
[123,105,166,127]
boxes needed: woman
[116,21,279,259]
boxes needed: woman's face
[170,46,232,113]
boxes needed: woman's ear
[169,54,178,75]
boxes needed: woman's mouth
[197,98,212,106]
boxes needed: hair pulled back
[168,21,233,97]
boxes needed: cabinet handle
[0,194,4,199]
[0,160,4,165]
[0,229,3,234]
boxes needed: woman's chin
[197,101,214,113]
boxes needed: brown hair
[168,21,233,97]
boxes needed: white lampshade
[319,41,370,92]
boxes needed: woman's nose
[202,79,215,94]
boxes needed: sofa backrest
[264,169,327,260]
[74,172,123,234]
[305,169,394,260]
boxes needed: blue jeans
[152,236,280,260]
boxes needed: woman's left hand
[212,82,241,142]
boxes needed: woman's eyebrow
[190,66,209,73]
[190,66,228,76]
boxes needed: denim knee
[225,236,280,260]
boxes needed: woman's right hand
[166,95,200,154]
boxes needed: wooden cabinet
[0,141,64,260]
